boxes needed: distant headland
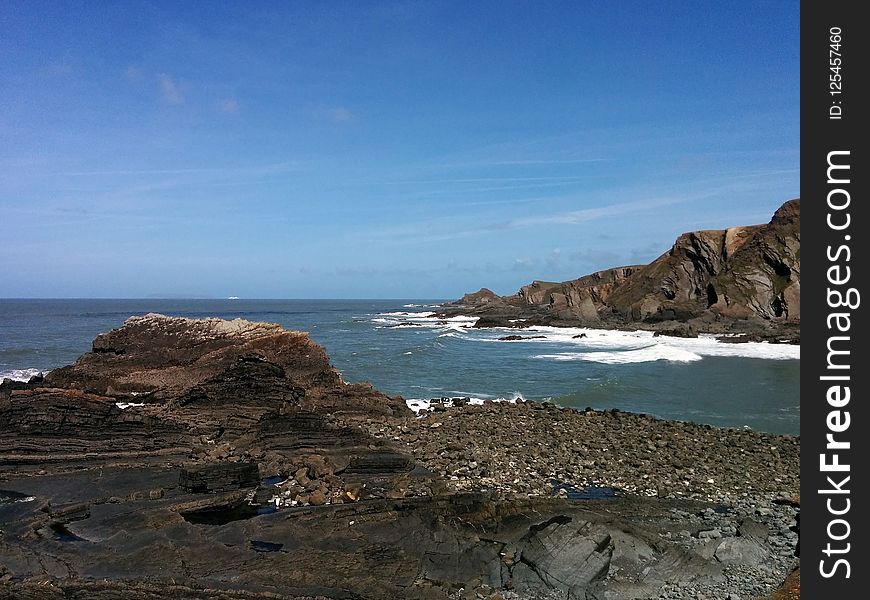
[443,199,800,343]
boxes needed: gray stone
[737,518,768,543]
[698,529,721,539]
[714,537,768,566]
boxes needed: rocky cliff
[604,199,800,323]
[0,315,798,599]
[448,199,800,336]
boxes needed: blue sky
[0,1,799,299]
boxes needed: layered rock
[0,387,190,462]
[605,199,800,323]
[520,266,642,322]
[708,199,801,321]
[45,313,344,401]
[1,314,412,492]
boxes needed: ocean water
[0,299,799,434]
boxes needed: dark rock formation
[451,287,501,306]
[0,314,798,599]
[179,460,260,493]
[605,199,800,324]
[448,199,800,336]
[653,325,698,338]
[519,267,642,323]
[0,387,190,461]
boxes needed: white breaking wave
[406,392,525,413]
[666,334,800,360]
[442,324,799,362]
[0,368,46,382]
[374,311,476,324]
[373,311,479,339]
[438,322,471,333]
[534,344,703,365]
[371,310,798,363]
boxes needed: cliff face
[519,266,643,322]
[603,199,800,323]
[465,199,800,328]
[708,199,800,321]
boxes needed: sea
[0,299,799,434]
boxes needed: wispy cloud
[158,73,184,104]
[357,192,701,246]
[34,160,305,209]
[362,164,795,246]
[317,106,354,123]
[125,65,144,82]
[374,175,595,186]
[52,160,301,178]
[513,196,688,227]
[220,98,239,113]
[513,257,534,271]
[43,61,73,77]
[435,158,608,169]
[340,174,612,205]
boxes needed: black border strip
[801,2,868,595]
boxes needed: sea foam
[0,368,45,382]
[436,323,799,362]
[406,392,525,413]
[534,344,703,364]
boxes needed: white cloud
[513,196,689,227]
[318,106,354,123]
[44,62,73,77]
[125,66,144,82]
[158,73,184,104]
[220,98,239,113]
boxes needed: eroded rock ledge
[0,315,798,600]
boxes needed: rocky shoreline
[0,314,798,599]
[392,400,799,599]
[380,400,798,505]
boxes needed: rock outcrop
[0,315,798,599]
[604,199,800,324]
[453,287,501,306]
[520,266,643,322]
[448,199,800,337]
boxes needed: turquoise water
[0,299,799,434]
